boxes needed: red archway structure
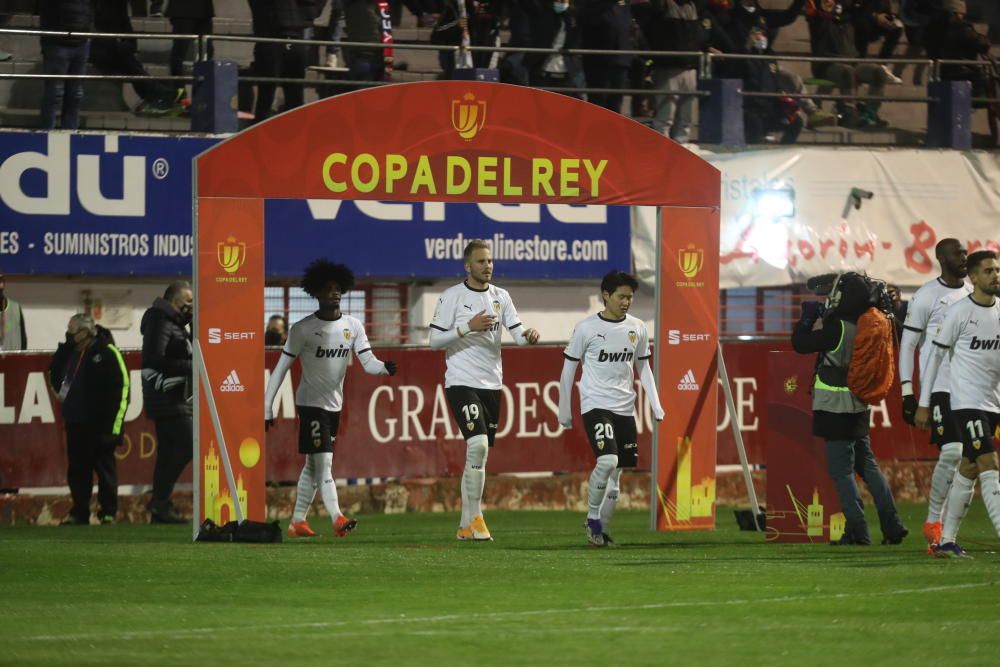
[193,81,720,537]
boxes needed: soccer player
[898,238,970,548]
[264,260,397,539]
[915,250,1000,558]
[558,271,664,547]
[429,239,540,541]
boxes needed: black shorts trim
[563,353,580,361]
[581,409,639,468]
[951,409,1000,460]
[446,386,502,447]
[297,405,340,454]
[929,392,960,447]
[429,324,448,332]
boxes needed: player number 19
[462,404,480,422]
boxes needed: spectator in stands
[140,281,193,524]
[640,0,710,141]
[576,0,636,113]
[38,0,94,130]
[739,20,804,143]
[806,0,889,128]
[1,12,16,61]
[851,0,904,74]
[0,274,27,351]
[886,283,907,339]
[48,315,129,526]
[336,0,391,84]
[506,0,585,94]
[924,0,991,99]
[91,0,186,115]
[265,314,288,346]
[249,0,308,122]
[432,0,505,78]
[165,0,214,81]
[894,0,933,85]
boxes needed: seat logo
[452,93,487,141]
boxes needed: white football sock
[462,435,489,525]
[927,442,962,523]
[312,452,342,520]
[599,467,623,530]
[978,470,1000,536]
[291,455,317,523]
[941,474,975,544]
[588,454,619,520]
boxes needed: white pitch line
[17,581,996,643]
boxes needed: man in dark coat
[165,0,215,78]
[49,315,130,525]
[38,0,94,129]
[249,0,309,122]
[141,281,193,524]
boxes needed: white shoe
[881,65,904,85]
[326,53,340,69]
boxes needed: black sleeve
[791,317,842,354]
[96,345,128,437]
[19,305,27,350]
[761,0,805,30]
[142,315,191,377]
[48,343,72,393]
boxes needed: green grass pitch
[2,503,998,666]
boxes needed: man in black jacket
[141,281,193,524]
[165,0,214,80]
[924,0,992,98]
[577,0,634,112]
[249,0,308,122]
[49,315,130,525]
[791,273,907,546]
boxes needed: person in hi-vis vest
[0,274,27,351]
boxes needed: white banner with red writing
[634,148,1000,289]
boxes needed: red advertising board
[0,342,933,490]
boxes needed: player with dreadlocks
[265,260,398,538]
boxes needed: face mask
[180,303,193,323]
[553,2,569,12]
[752,36,768,50]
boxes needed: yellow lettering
[583,159,608,197]
[531,159,555,196]
[352,153,380,193]
[322,152,347,193]
[384,154,408,194]
[446,156,472,195]
[560,158,580,197]
[411,155,437,195]
[477,156,498,196]
[502,157,522,196]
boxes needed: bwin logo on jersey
[677,370,699,391]
[597,348,634,362]
[316,347,350,358]
[970,335,1000,350]
[0,134,146,216]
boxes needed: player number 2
[966,419,985,439]
[594,423,614,440]
[310,421,322,438]
[462,404,480,422]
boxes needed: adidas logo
[220,369,245,393]
[677,369,699,391]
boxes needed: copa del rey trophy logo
[452,92,487,141]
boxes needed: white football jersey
[282,313,375,412]
[904,278,972,393]
[430,282,523,390]
[564,312,651,416]
[932,295,1000,412]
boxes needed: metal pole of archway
[717,341,762,530]
[650,207,662,530]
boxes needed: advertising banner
[0,344,930,490]
[654,208,721,531]
[0,130,629,280]
[194,198,266,524]
[633,148,1000,289]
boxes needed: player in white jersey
[264,260,397,539]
[915,250,1000,558]
[898,238,970,548]
[429,239,540,541]
[558,271,664,547]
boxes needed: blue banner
[0,131,630,279]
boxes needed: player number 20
[462,404,480,422]
[594,423,615,441]
[966,419,985,439]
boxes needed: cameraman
[791,274,907,545]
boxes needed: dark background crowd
[11,0,999,140]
